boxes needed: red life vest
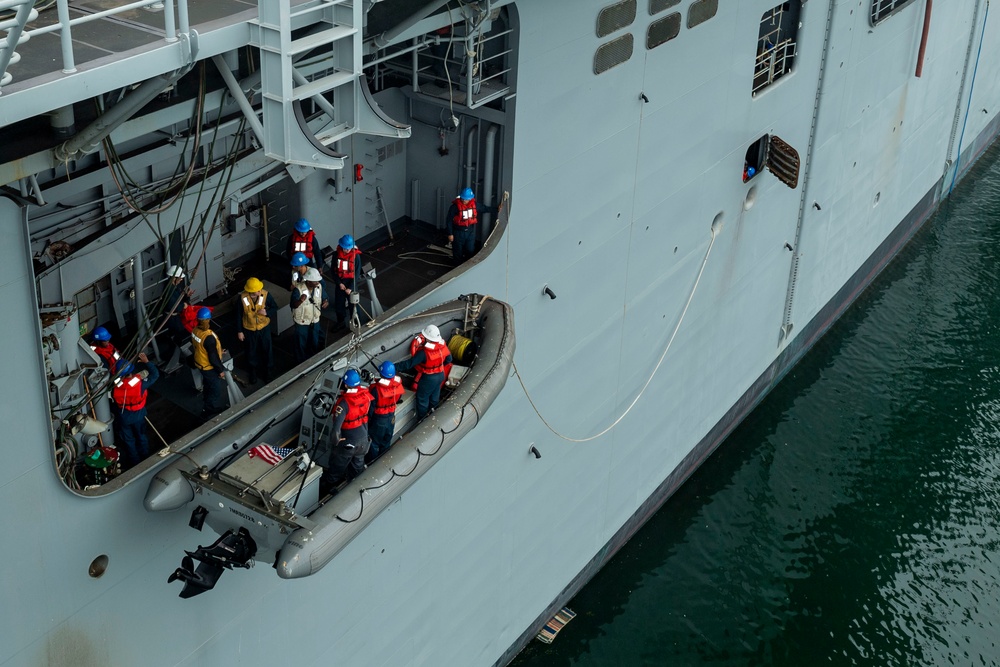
[408,334,452,389]
[112,374,147,411]
[90,343,120,374]
[335,247,361,280]
[453,197,478,227]
[291,230,316,259]
[339,387,372,429]
[371,376,404,415]
[180,304,212,333]
[417,340,449,375]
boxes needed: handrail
[0,0,37,89]
[18,0,190,78]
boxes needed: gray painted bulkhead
[2,1,1000,666]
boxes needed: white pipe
[464,125,478,190]
[482,124,498,230]
[29,173,46,206]
[212,55,265,146]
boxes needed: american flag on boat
[248,444,295,465]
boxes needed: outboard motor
[167,527,257,598]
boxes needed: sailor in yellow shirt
[190,308,228,419]
[235,277,278,385]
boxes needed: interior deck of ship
[142,219,455,448]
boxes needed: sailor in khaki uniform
[290,267,328,362]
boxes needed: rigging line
[445,2,457,118]
[119,128,237,362]
[81,106,233,374]
[513,227,719,443]
[113,118,245,370]
[102,66,206,217]
[950,0,990,195]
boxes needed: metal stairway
[0,0,38,94]
[254,0,410,171]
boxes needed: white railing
[1,0,190,91]
[0,0,38,90]
[752,38,796,95]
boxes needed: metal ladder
[254,0,360,169]
[0,0,38,94]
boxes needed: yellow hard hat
[244,277,263,293]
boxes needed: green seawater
[513,142,1000,666]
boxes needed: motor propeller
[167,527,257,598]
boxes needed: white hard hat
[167,265,185,278]
[421,324,443,343]
[304,268,322,282]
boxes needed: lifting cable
[512,226,719,443]
[67,114,249,414]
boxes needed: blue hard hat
[291,252,309,267]
[295,218,311,233]
[338,234,355,251]
[343,369,361,388]
[460,187,474,201]
[747,166,756,177]
[92,326,111,342]
[379,361,396,379]
[117,361,135,377]
[197,307,212,320]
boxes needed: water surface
[513,143,1000,666]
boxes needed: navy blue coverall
[395,347,453,420]
[111,362,159,468]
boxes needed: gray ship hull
[2,0,1000,665]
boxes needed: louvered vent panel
[594,34,634,74]
[649,0,680,15]
[597,0,637,37]
[687,0,718,28]
[767,135,801,190]
[647,14,681,49]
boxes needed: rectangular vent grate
[647,14,681,49]
[649,0,680,15]
[594,34,634,74]
[687,0,718,29]
[597,0,637,37]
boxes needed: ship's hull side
[4,1,1000,666]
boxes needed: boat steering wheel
[310,392,336,418]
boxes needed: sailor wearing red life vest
[320,369,372,495]
[285,218,324,268]
[395,324,453,420]
[110,352,159,469]
[332,234,362,328]
[367,360,405,462]
[89,326,121,375]
[445,187,501,264]
[405,331,453,391]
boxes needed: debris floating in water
[535,607,577,644]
